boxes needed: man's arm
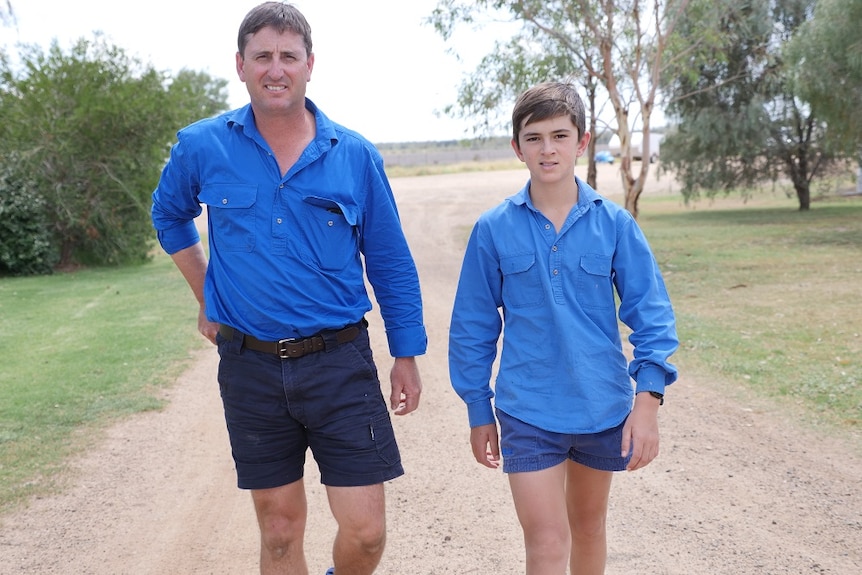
[170,242,218,344]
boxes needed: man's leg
[325,483,387,575]
[508,462,570,575]
[252,478,309,575]
[565,460,613,575]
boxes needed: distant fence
[381,146,514,167]
[380,143,612,167]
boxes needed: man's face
[236,26,314,116]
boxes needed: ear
[306,52,314,81]
[236,52,246,82]
[511,138,525,162]
[576,130,591,157]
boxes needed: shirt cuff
[634,364,669,395]
[467,400,495,428]
[157,221,201,255]
[386,324,428,357]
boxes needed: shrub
[0,162,58,276]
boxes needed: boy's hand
[470,424,501,469]
[622,393,661,471]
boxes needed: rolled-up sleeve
[151,136,203,254]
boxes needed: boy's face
[511,114,590,186]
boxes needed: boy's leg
[508,462,571,575]
[251,479,310,575]
[326,483,387,575]
[565,460,613,575]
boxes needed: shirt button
[553,269,559,275]
[276,218,282,224]
[221,198,228,205]
[552,245,558,252]
[327,220,334,227]
[545,224,551,230]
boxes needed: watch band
[648,391,664,405]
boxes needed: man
[151,3,426,574]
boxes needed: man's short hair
[237,2,313,58]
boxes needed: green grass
[0,251,206,512]
[636,192,862,429]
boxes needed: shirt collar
[224,98,339,146]
[511,176,604,210]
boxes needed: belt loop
[320,330,341,353]
[219,324,245,354]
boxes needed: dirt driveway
[1,164,860,574]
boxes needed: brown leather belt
[218,319,366,359]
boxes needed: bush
[0,163,58,276]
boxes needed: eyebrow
[521,127,574,137]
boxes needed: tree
[0,35,228,272]
[0,1,13,26]
[661,0,835,211]
[429,0,693,218]
[785,0,862,193]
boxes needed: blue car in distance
[594,150,614,164]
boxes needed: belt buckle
[277,337,300,359]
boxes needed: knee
[354,520,387,555]
[260,516,305,559]
[571,514,607,543]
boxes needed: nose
[267,59,285,80]
[541,138,555,154]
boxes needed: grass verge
[0,251,205,513]
[637,191,862,430]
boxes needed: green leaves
[0,34,229,273]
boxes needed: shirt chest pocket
[199,184,257,252]
[500,252,544,308]
[576,254,614,310]
[300,195,359,271]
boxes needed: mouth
[265,85,287,92]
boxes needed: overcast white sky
[1,0,518,143]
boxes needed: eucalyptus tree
[661,0,836,211]
[786,0,862,193]
[0,1,12,26]
[429,0,694,218]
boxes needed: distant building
[607,132,663,163]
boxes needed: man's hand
[198,306,219,345]
[390,356,422,415]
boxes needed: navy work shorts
[496,408,631,473]
[216,325,404,490]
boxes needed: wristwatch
[648,391,664,405]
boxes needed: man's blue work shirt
[448,178,678,434]
[151,100,426,358]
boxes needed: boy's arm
[614,214,680,396]
[448,222,502,429]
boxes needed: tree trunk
[795,180,811,211]
[586,89,598,189]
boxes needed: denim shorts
[216,325,403,490]
[496,408,631,473]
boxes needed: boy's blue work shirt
[448,178,678,434]
[151,100,426,358]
